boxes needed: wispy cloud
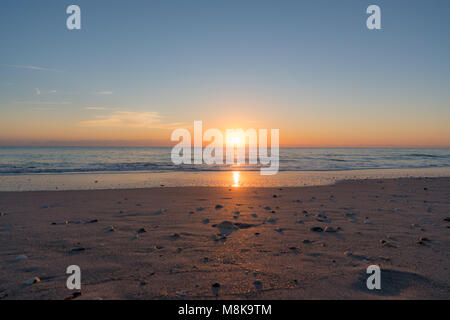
[83,106,110,110]
[35,88,41,95]
[153,122,189,130]
[95,91,113,95]
[3,64,60,72]
[32,107,55,111]
[14,100,72,105]
[79,111,162,128]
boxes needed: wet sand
[0,177,449,299]
[1,167,450,191]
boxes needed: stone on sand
[380,240,396,248]
[266,217,277,224]
[24,277,40,286]
[253,280,263,290]
[324,226,337,233]
[51,220,68,225]
[215,221,238,235]
[169,233,180,240]
[69,247,85,253]
[212,282,221,296]
[15,254,27,261]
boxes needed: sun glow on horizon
[231,136,241,145]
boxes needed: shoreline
[0,167,449,192]
[0,177,449,299]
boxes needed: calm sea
[0,147,449,175]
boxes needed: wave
[0,163,448,175]
[0,147,449,175]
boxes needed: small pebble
[24,277,40,286]
[154,209,165,215]
[170,233,180,240]
[310,226,323,232]
[253,280,263,290]
[324,226,337,233]
[266,217,277,224]
[212,283,221,296]
[15,254,27,261]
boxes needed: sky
[0,0,449,147]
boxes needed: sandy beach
[0,177,449,300]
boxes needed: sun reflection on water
[232,171,240,187]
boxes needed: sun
[231,136,241,145]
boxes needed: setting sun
[231,136,241,145]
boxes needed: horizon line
[0,144,449,149]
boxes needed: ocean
[0,147,449,190]
[0,147,449,175]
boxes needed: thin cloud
[79,111,162,128]
[3,64,60,72]
[14,100,72,105]
[32,107,55,111]
[84,106,110,110]
[35,88,41,95]
[95,91,113,95]
[153,122,189,130]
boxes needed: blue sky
[0,0,449,146]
